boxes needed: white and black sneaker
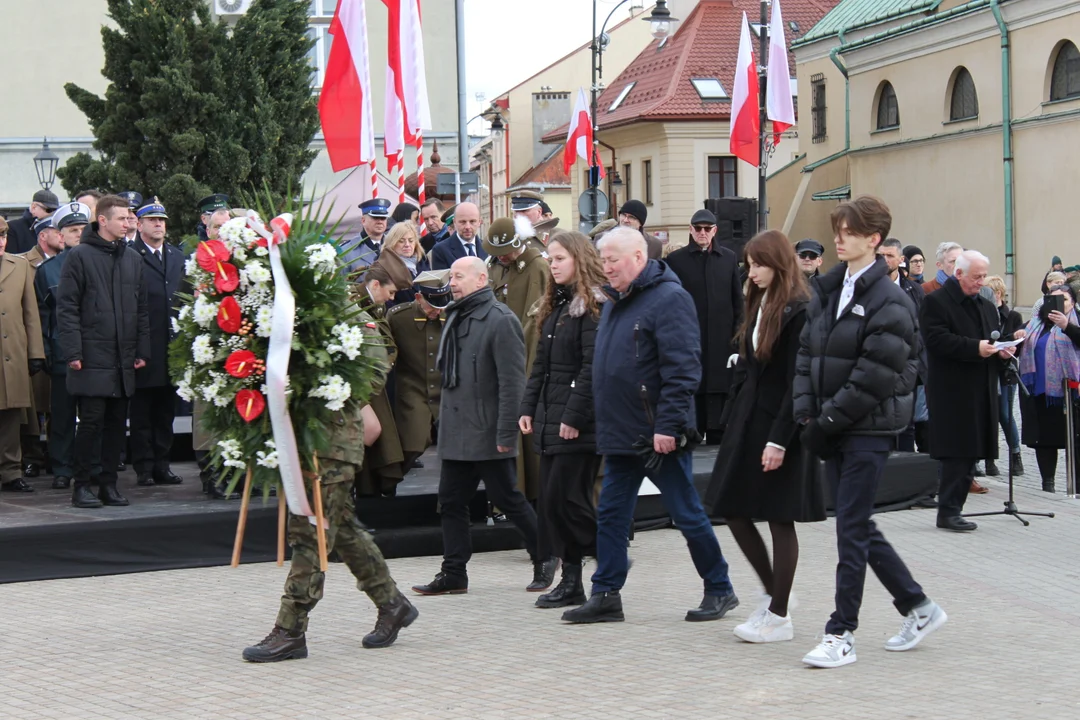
[885,599,947,652]
[802,631,856,668]
[733,609,794,643]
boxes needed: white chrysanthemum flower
[178,304,192,322]
[231,245,247,262]
[327,323,367,360]
[246,262,271,284]
[193,294,218,328]
[256,440,279,469]
[254,245,269,257]
[176,367,196,402]
[192,335,215,364]
[216,438,247,469]
[304,243,338,279]
[309,374,351,411]
[184,254,199,277]
[255,306,274,338]
[170,317,180,335]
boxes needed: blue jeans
[591,452,733,596]
[998,384,1019,451]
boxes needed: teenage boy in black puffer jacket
[794,196,947,669]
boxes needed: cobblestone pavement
[4,482,1079,719]
[992,399,1075,493]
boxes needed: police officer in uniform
[117,191,143,245]
[484,218,556,586]
[196,194,230,240]
[18,215,63,478]
[129,199,185,486]
[35,203,95,489]
[341,198,392,275]
[242,314,418,663]
[386,270,451,471]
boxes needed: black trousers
[129,385,177,476]
[48,373,78,478]
[539,453,600,564]
[73,396,128,488]
[439,457,538,578]
[937,457,976,520]
[825,444,926,635]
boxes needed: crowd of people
[2,185,1078,670]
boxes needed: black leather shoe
[99,485,130,507]
[1,478,35,492]
[412,459,425,469]
[685,592,740,622]
[527,557,559,592]
[536,563,586,608]
[561,590,624,623]
[117,461,126,472]
[912,496,938,509]
[136,473,155,487]
[153,470,184,485]
[362,594,419,648]
[52,475,72,490]
[242,626,308,663]
[411,572,468,596]
[23,463,41,478]
[937,516,977,532]
[72,485,103,508]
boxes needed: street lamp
[589,1,679,224]
[33,138,59,191]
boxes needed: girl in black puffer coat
[520,231,605,608]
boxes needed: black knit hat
[618,199,647,228]
[902,245,924,263]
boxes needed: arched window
[1050,41,1080,101]
[876,82,900,130]
[949,68,979,120]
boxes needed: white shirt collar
[844,261,875,287]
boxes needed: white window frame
[609,82,636,111]
[690,78,728,100]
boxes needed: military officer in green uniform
[386,270,451,471]
[243,314,418,663]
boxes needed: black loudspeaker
[704,197,757,258]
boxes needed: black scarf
[437,286,493,389]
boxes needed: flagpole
[590,0,599,225]
[758,0,769,233]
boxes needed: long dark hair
[736,230,809,363]
[535,230,605,327]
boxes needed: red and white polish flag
[319,0,377,173]
[766,0,796,143]
[563,88,605,178]
[729,12,760,167]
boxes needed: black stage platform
[0,448,938,584]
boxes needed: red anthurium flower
[235,389,266,423]
[225,350,258,378]
[196,240,230,272]
[217,296,242,334]
[213,262,240,293]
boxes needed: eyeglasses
[909,258,925,265]
[798,252,820,260]
[692,225,715,233]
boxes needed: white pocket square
[852,304,865,317]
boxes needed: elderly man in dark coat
[411,256,542,596]
[57,194,151,509]
[665,209,744,442]
[920,250,1009,532]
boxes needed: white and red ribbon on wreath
[245,211,313,519]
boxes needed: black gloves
[800,419,840,459]
[632,429,704,471]
[28,359,46,376]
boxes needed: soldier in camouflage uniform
[242,314,418,663]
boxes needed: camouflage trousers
[276,459,399,633]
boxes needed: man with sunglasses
[796,239,825,279]
[665,209,743,443]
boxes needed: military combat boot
[362,594,419,649]
[535,562,586,608]
[526,557,559,591]
[561,590,624,624]
[242,626,308,663]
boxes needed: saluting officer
[341,198,392,276]
[386,270,451,471]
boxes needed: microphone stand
[963,341,1055,526]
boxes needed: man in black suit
[920,249,1012,532]
[419,198,451,254]
[428,202,487,270]
[129,199,185,487]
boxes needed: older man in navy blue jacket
[562,227,737,625]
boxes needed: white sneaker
[733,609,794,643]
[802,631,856,668]
[885,600,947,652]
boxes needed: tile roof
[794,0,941,46]
[585,0,841,132]
[511,147,570,188]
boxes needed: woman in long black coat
[519,231,605,608]
[705,230,823,644]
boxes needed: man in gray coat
[412,256,541,595]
